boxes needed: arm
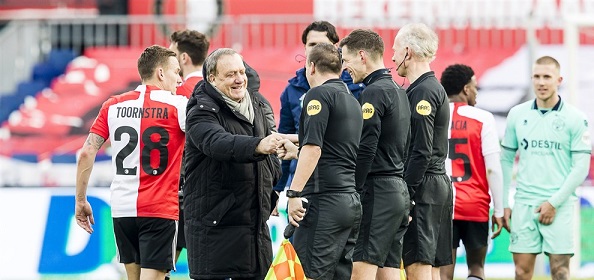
[355,99,382,191]
[186,106,273,163]
[404,96,436,198]
[75,133,105,234]
[548,152,590,207]
[287,144,321,226]
[485,152,505,238]
[485,152,504,217]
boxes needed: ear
[208,74,215,83]
[158,68,165,80]
[308,61,316,75]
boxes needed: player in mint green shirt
[501,56,591,280]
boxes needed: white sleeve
[485,152,504,217]
[176,96,188,132]
[481,112,500,156]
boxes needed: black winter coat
[183,79,281,279]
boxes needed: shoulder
[457,105,495,123]
[508,100,533,117]
[562,102,588,120]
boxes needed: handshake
[255,133,299,160]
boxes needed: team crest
[362,103,375,120]
[416,100,431,116]
[306,100,322,116]
[552,118,565,131]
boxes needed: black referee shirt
[355,69,411,190]
[299,78,363,195]
[404,71,450,198]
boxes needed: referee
[391,23,453,279]
[339,29,411,280]
[285,42,363,280]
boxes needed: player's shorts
[403,174,453,267]
[452,220,488,250]
[113,217,177,271]
[509,201,575,255]
[293,192,362,280]
[353,176,409,267]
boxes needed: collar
[184,70,203,81]
[531,96,563,111]
[407,71,435,92]
[362,68,390,86]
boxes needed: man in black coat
[184,48,281,280]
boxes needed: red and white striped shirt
[176,71,203,98]
[91,85,187,220]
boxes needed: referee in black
[391,23,453,279]
[284,42,363,280]
[339,29,411,280]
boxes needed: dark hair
[301,21,340,45]
[170,29,210,66]
[137,45,177,81]
[339,29,384,61]
[535,55,560,70]
[307,43,341,75]
[440,64,475,96]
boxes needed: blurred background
[0,0,593,279]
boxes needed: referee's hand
[287,197,306,227]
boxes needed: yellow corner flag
[265,240,306,280]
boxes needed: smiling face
[209,53,247,102]
[532,62,562,103]
[341,45,366,84]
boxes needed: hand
[502,207,512,232]
[276,139,299,160]
[75,200,95,234]
[287,197,306,227]
[491,215,504,239]
[536,201,556,225]
[256,133,283,155]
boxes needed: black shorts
[403,174,453,267]
[353,176,409,268]
[293,192,361,280]
[113,217,177,271]
[452,220,488,250]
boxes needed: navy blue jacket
[275,67,364,191]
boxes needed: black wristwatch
[286,189,302,198]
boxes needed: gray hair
[204,48,239,77]
[396,23,438,62]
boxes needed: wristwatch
[286,189,302,198]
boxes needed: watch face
[287,190,300,198]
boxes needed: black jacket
[183,77,280,279]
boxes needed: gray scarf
[216,87,255,124]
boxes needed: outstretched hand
[276,139,299,160]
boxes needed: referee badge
[416,100,432,116]
[306,100,322,116]
[362,103,375,120]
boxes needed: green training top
[501,98,591,206]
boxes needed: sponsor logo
[415,100,431,116]
[361,103,375,120]
[306,100,322,116]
